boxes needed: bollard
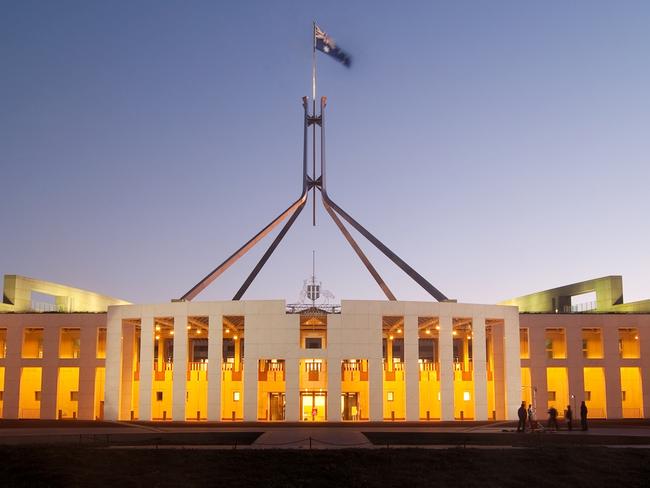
[163,410,167,420]
[492,410,496,420]
[196,410,200,421]
[391,411,395,421]
[309,437,312,450]
[426,410,430,421]
[73,411,77,420]
[232,411,236,421]
[58,409,62,420]
[130,410,134,421]
[460,410,464,421]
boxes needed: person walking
[527,404,535,431]
[565,405,573,431]
[517,401,527,432]
[547,405,559,431]
[580,401,588,431]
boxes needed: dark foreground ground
[1,446,649,488]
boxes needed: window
[519,328,529,359]
[35,391,42,402]
[621,391,626,402]
[463,392,471,401]
[0,329,6,358]
[581,328,603,359]
[305,337,322,349]
[233,391,241,402]
[387,392,394,402]
[156,392,163,402]
[70,391,79,402]
[97,328,107,359]
[584,391,592,401]
[59,328,81,358]
[548,391,556,401]
[0,391,3,401]
[22,328,44,358]
[544,328,566,359]
[618,329,640,358]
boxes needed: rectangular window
[621,391,626,401]
[387,391,394,402]
[581,328,603,359]
[35,391,42,402]
[156,391,163,402]
[0,328,6,358]
[548,391,556,401]
[305,337,323,349]
[96,328,107,359]
[59,328,81,358]
[544,328,566,359]
[70,391,79,402]
[0,391,4,401]
[233,391,241,402]
[519,328,529,359]
[22,328,44,358]
[618,328,640,359]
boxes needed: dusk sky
[2,1,649,306]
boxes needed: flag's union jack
[315,25,351,67]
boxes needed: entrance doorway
[300,392,327,421]
[341,392,359,421]
[268,392,285,421]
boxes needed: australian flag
[315,25,351,67]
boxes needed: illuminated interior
[96,328,107,359]
[0,328,6,358]
[222,316,244,420]
[521,367,532,407]
[620,367,643,418]
[0,367,4,417]
[299,312,327,421]
[546,366,568,412]
[94,367,105,420]
[19,366,42,419]
[545,328,566,359]
[583,366,606,418]
[619,328,640,358]
[258,359,285,420]
[383,316,405,420]
[59,328,81,359]
[581,328,603,359]
[22,328,43,359]
[418,317,440,420]
[341,359,368,420]
[56,367,79,419]
[453,318,474,420]
[519,328,529,359]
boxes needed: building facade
[1,275,648,422]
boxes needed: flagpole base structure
[177,96,448,302]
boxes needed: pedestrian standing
[565,405,573,431]
[527,404,535,431]
[547,406,559,431]
[517,401,527,432]
[580,401,588,431]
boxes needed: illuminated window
[0,391,3,401]
[519,328,529,359]
[70,391,79,402]
[305,337,322,349]
[621,391,626,401]
[387,392,394,402]
[34,391,42,402]
[618,329,640,359]
[548,391,556,401]
[0,329,6,358]
[59,328,81,359]
[545,329,566,359]
[156,391,163,402]
[96,328,107,359]
[463,392,471,401]
[584,391,591,401]
[581,328,603,359]
[22,328,44,358]
[233,391,241,402]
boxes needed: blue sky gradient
[1,1,649,304]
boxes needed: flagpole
[312,21,317,226]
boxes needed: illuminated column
[104,307,122,420]
[119,322,136,420]
[327,358,341,422]
[404,315,419,421]
[369,315,383,421]
[439,315,454,421]
[472,316,488,421]
[566,325,584,416]
[207,313,222,421]
[503,310,522,420]
[38,326,58,419]
[234,338,241,372]
[172,315,187,421]
[138,316,154,421]
[2,326,23,418]
[528,321,547,418]
[78,325,97,420]
[243,340,257,422]
[285,358,300,421]
[493,323,506,419]
[386,338,393,372]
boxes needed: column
[2,325,24,419]
[404,315,419,421]
[493,323,506,419]
[243,354,257,422]
[104,308,122,420]
[138,316,154,421]
[369,315,383,421]
[327,358,341,422]
[528,322,547,419]
[284,359,300,421]
[439,315,454,421]
[207,313,222,421]
[503,312,522,420]
[566,325,584,417]
[172,315,187,421]
[472,316,488,421]
[119,322,136,420]
[40,326,59,419]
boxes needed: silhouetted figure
[547,406,559,431]
[565,405,573,431]
[517,401,527,432]
[580,401,588,431]
[527,404,535,431]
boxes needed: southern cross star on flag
[315,25,351,67]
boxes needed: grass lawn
[1,446,649,487]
